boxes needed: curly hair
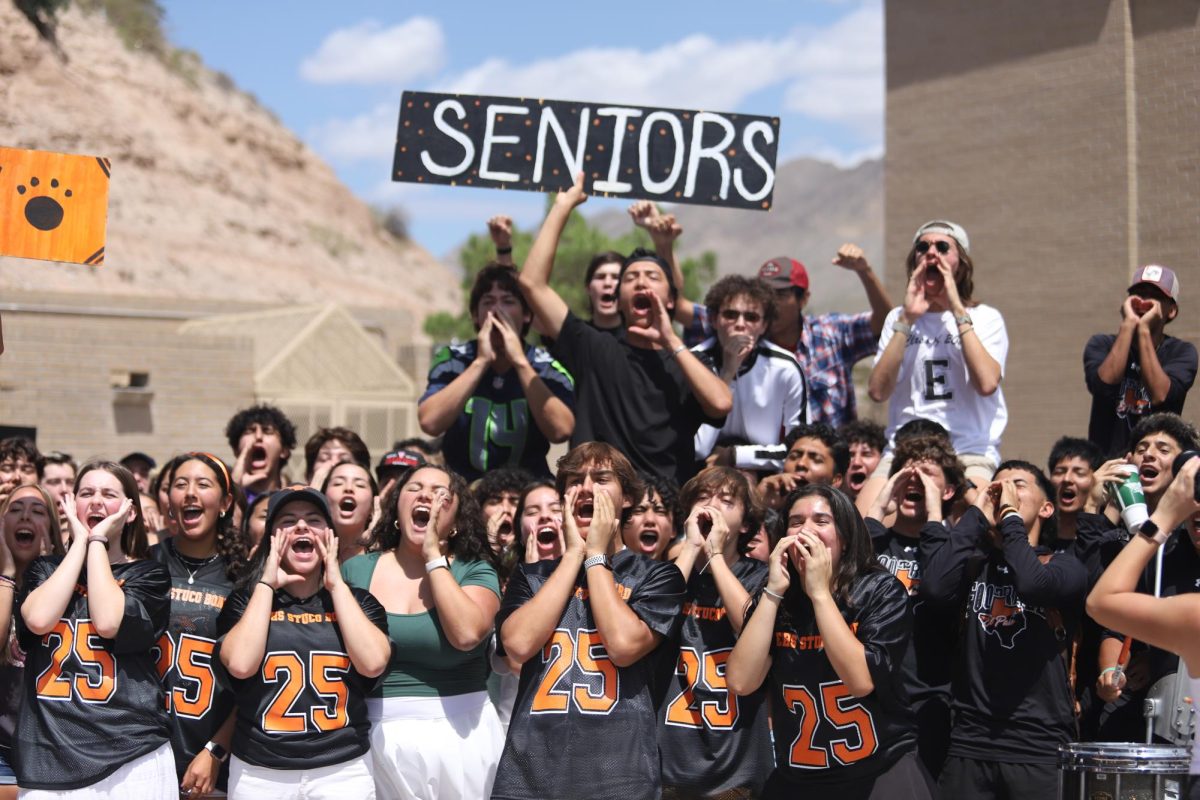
[1130,412,1200,455]
[224,404,297,456]
[169,453,251,582]
[620,472,680,533]
[0,437,44,480]
[704,276,776,333]
[784,423,850,478]
[472,467,535,509]
[839,420,886,453]
[365,465,497,569]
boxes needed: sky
[161,0,883,257]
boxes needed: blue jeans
[0,746,16,785]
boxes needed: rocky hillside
[0,1,460,320]
[593,157,885,315]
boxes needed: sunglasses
[915,240,952,255]
[720,309,763,324]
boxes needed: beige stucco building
[885,0,1199,462]
[0,291,427,466]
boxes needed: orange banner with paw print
[0,146,109,266]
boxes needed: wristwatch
[583,554,613,571]
[1137,518,1165,544]
[204,741,230,763]
[424,555,450,574]
[955,312,973,327]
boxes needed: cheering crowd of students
[0,174,1196,799]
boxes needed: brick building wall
[885,0,1199,463]
[0,301,256,463]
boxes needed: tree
[425,199,717,343]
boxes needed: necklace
[173,543,220,585]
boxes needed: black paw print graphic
[16,176,72,231]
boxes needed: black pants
[938,755,1058,800]
[915,698,951,780]
[763,751,934,800]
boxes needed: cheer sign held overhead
[0,146,109,266]
[393,91,779,210]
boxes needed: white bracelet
[424,556,450,574]
[892,320,912,335]
[763,587,785,601]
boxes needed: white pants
[368,692,504,800]
[228,753,374,800]
[19,742,175,799]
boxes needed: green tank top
[341,552,500,698]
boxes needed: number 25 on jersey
[35,619,116,704]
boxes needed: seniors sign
[393,91,779,210]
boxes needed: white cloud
[300,18,445,85]
[309,102,397,162]
[440,34,798,111]
[306,2,883,167]
[780,4,884,132]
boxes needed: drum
[1059,742,1191,800]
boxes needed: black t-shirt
[216,585,388,770]
[13,557,171,790]
[1084,332,1197,457]
[658,557,772,797]
[868,520,957,706]
[492,549,686,800]
[151,541,237,788]
[551,311,724,485]
[760,570,917,793]
[920,507,1087,764]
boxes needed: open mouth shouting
[494,515,513,539]
[1058,484,1079,509]
[631,293,653,313]
[411,504,432,530]
[291,535,316,555]
[634,524,662,556]
[573,495,595,527]
[338,495,358,517]
[847,470,868,492]
[85,510,108,530]
[10,524,37,548]
[535,524,558,546]
[248,445,268,471]
[179,504,205,528]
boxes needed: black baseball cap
[265,485,334,533]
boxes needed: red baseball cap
[758,257,809,291]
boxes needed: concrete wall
[885,0,1200,464]
[0,306,255,463]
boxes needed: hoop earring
[393,519,401,530]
